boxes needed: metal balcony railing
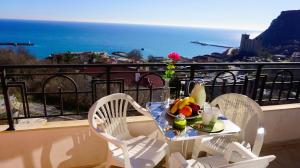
[1,62,300,130]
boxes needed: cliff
[256,10,300,48]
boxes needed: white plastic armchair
[193,93,264,160]
[88,93,168,168]
[170,142,275,168]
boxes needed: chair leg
[192,139,203,159]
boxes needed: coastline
[0,19,259,59]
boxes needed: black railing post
[251,65,263,100]
[59,87,63,115]
[242,76,249,95]
[190,65,195,80]
[296,81,300,100]
[106,66,111,95]
[0,69,15,130]
[258,75,267,105]
[149,84,153,102]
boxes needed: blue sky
[1,0,299,30]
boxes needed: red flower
[168,52,181,61]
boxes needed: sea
[0,19,261,59]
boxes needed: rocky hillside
[256,10,300,49]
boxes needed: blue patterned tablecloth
[146,102,241,141]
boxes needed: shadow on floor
[261,140,300,168]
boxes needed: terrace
[0,62,300,167]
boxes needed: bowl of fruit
[167,97,201,119]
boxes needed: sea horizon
[0,18,261,59]
[0,18,264,31]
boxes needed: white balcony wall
[0,104,299,168]
[262,103,300,143]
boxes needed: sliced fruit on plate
[173,114,187,130]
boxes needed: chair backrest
[211,93,263,144]
[88,93,134,141]
[225,155,276,168]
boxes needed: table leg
[181,140,190,159]
[165,140,172,168]
[192,139,202,159]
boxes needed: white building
[291,52,300,62]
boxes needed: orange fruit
[179,106,193,117]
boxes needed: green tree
[128,49,143,61]
[0,47,37,65]
[148,55,155,62]
[63,52,73,63]
[258,49,272,61]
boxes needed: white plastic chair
[192,93,264,161]
[170,142,275,168]
[88,93,168,168]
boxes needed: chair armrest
[99,132,132,168]
[130,98,152,117]
[169,152,189,168]
[97,132,126,148]
[224,142,257,162]
[252,127,265,156]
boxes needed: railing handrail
[1,62,300,131]
[1,62,300,69]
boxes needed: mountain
[256,10,300,48]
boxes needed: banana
[188,97,196,103]
[183,96,195,103]
[170,99,181,114]
[178,97,195,110]
[178,100,188,110]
